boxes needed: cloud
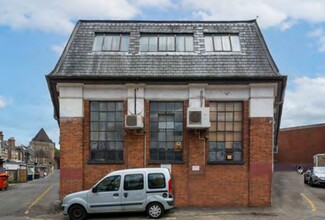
[134,0,176,9]
[51,44,66,56]
[0,96,10,109]
[183,0,325,29]
[1,0,325,34]
[281,76,325,128]
[0,0,140,35]
[308,28,325,52]
[279,20,296,31]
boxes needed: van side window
[97,175,121,192]
[148,173,166,189]
[124,174,144,190]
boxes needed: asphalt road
[0,170,60,220]
[1,171,325,219]
[272,172,325,220]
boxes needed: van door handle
[113,193,119,197]
[123,193,128,198]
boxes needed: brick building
[0,132,27,163]
[275,123,325,170]
[47,20,286,207]
[29,128,56,166]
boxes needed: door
[87,175,122,213]
[121,173,147,211]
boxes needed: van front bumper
[313,176,325,185]
[61,204,68,215]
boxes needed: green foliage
[8,180,17,184]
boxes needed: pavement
[29,206,280,220]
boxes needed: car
[62,168,174,220]
[304,167,325,186]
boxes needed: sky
[0,0,325,147]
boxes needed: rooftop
[47,19,282,80]
[280,123,325,132]
[31,128,53,143]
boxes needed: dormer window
[205,34,241,52]
[92,33,129,52]
[140,34,194,52]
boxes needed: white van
[62,168,174,219]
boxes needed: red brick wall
[59,100,273,207]
[249,117,273,206]
[184,101,250,207]
[60,117,84,198]
[275,125,325,166]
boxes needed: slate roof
[48,20,282,79]
[31,128,53,143]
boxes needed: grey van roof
[107,168,170,176]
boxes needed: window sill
[139,52,196,55]
[147,160,185,164]
[204,51,244,55]
[88,160,124,165]
[90,51,130,55]
[207,160,245,165]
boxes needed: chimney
[0,131,3,142]
[8,137,15,160]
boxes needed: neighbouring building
[47,20,286,207]
[274,123,325,170]
[0,131,4,169]
[0,131,32,180]
[0,132,28,163]
[29,128,55,166]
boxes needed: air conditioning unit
[187,107,211,129]
[125,115,144,129]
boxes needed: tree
[54,148,60,168]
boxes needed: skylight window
[205,34,241,52]
[92,34,129,52]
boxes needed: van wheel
[68,204,87,220]
[147,202,164,219]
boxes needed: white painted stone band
[57,84,276,118]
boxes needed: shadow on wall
[274,163,313,172]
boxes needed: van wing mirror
[92,187,98,193]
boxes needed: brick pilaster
[249,117,273,206]
[126,133,145,168]
[60,117,84,198]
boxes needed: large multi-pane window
[150,102,183,162]
[140,34,194,52]
[90,101,124,162]
[92,34,129,52]
[208,102,243,163]
[205,34,241,52]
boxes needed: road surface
[0,170,59,220]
